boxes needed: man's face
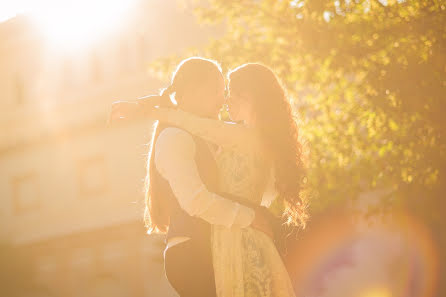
[194,78,226,118]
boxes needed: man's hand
[250,207,274,240]
[108,100,142,124]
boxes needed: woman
[146,63,308,297]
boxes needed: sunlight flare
[29,0,136,50]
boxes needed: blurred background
[0,1,444,297]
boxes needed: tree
[150,0,445,295]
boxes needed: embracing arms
[109,97,263,155]
[151,107,263,155]
[109,98,274,236]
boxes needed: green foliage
[151,0,445,293]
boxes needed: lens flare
[361,287,392,297]
[287,211,438,297]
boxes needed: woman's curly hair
[228,63,309,228]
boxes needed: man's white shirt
[154,127,255,248]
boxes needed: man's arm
[154,128,255,228]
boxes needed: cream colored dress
[153,108,296,297]
[212,148,296,297]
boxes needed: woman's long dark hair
[228,63,308,227]
[144,57,223,234]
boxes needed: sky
[0,0,138,50]
[0,0,136,23]
[0,1,33,22]
[0,5,19,22]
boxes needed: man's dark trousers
[164,238,216,297]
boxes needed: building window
[71,247,93,271]
[77,156,107,197]
[102,241,123,262]
[11,173,40,214]
[37,255,57,277]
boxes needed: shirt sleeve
[261,168,278,208]
[154,128,255,228]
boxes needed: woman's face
[226,86,255,125]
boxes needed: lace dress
[211,148,296,297]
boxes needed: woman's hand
[108,95,164,124]
[250,207,274,240]
[109,100,142,124]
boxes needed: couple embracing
[110,57,307,297]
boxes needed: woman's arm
[109,95,162,123]
[149,107,263,154]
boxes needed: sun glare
[28,0,136,50]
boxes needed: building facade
[0,1,220,296]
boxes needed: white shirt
[154,127,256,248]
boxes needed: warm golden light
[361,287,392,297]
[29,0,136,50]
